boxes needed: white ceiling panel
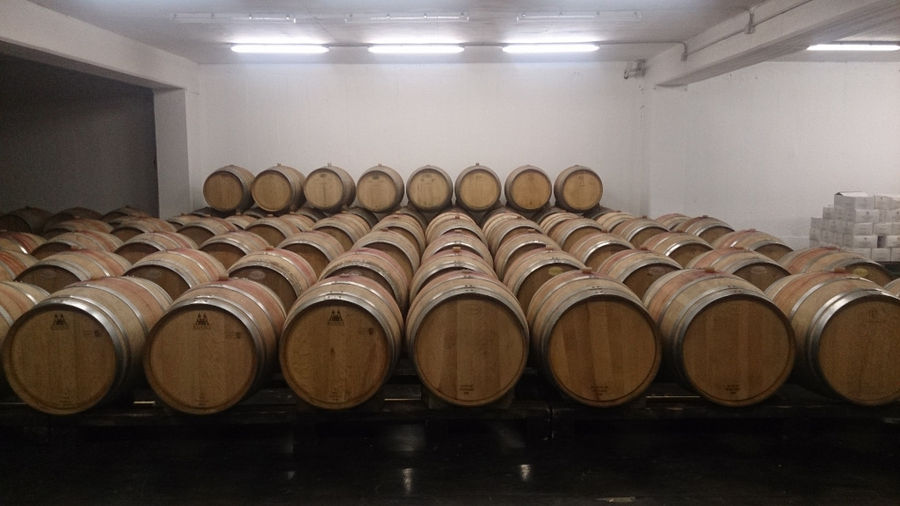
[29,0,763,63]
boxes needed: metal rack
[2,363,898,440]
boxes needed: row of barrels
[201,163,604,215]
[0,206,898,417]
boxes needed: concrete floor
[0,418,898,505]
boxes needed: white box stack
[809,192,900,261]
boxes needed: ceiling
[21,1,900,64]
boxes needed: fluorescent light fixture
[517,11,641,22]
[502,43,600,54]
[231,44,329,54]
[346,12,468,23]
[367,45,464,54]
[808,43,900,51]
[173,12,296,24]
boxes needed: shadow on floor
[0,418,898,505]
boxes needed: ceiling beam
[646,0,900,87]
[0,0,197,90]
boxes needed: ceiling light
[516,11,641,23]
[173,13,296,24]
[502,43,600,54]
[808,43,900,51]
[367,45,464,54]
[231,44,329,54]
[346,12,468,23]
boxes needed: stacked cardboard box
[809,192,900,262]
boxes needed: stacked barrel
[1,161,898,420]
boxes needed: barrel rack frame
[2,359,898,443]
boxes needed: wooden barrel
[422,231,493,265]
[224,214,256,230]
[189,207,231,219]
[203,164,255,212]
[16,250,131,293]
[345,207,379,228]
[198,231,269,268]
[45,207,103,229]
[0,251,37,281]
[595,249,682,298]
[527,270,661,407]
[0,207,52,234]
[251,164,306,213]
[582,205,614,220]
[177,217,238,245]
[687,248,790,290]
[425,216,487,245]
[31,231,123,259]
[567,232,633,269]
[101,206,150,223]
[486,217,542,254]
[0,281,49,392]
[3,277,170,414]
[407,270,528,406]
[125,249,226,299]
[425,210,474,235]
[279,213,315,231]
[765,272,900,405]
[355,165,404,213]
[643,269,795,407]
[642,232,714,267]
[778,247,841,273]
[228,248,317,308]
[44,218,113,238]
[711,229,793,260]
[493,232,561,280]
[886,278,900,296]
[166,214,203,228]
[613,218,669,248]
[372,215,426,253]
[110,217,177,241]
[144,279,285,414]
[303,164,356,212]
[0,232,46,254]
[594,211,636,233]
[353,230,420,281]
[292,206,327,222]
[674,215,734,243]
[392,206,428,230]
[320,248,410,310]
[407,165,454,212]
[278,231,345,276]
[482,210,522,237]
[312,216,369,251]
[505,165,552,212]
[801,251,892,286]
[239,207,267,219]
[553,165,603,212]
[549,218,605,251]
[244,217,303,247]
[454,164,501,212]
[280,275,403,409]
[533,207,569,225]
[115,232,198,264]
[502,248,585,313]
[656,212,691,230]
[0,280,50,392]
[539,212,580,236]
[409,249,496,301]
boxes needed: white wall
[0,93,159,215]
[647,61,900,248]
[196,62,645,212]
